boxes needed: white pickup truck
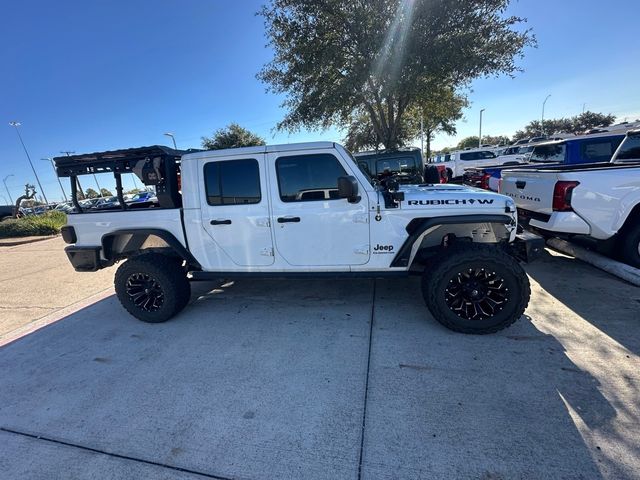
[433,148,525,181]
[501,129,640,267]
[54,142,541,334]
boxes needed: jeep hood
[399,184,514,210]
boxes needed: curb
[547,237,640,287]
[0,287,115,347]
[0,235,59,248]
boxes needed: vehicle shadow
[525,249,640,358]
[361,276,633,479]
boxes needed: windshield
[376,156,420,176]
[615,136,640,162]
[529,144,566,162]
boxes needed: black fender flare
[391,214,515,267]
[101,229,201,270]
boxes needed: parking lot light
[41,158,68,202]
[164,132,177,150]
[3,174,14,204]
[9,122,50,205]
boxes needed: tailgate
[500,170,557,214]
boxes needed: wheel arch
[618,202,640,233]
[391,215,516,268]
[102,229,201,270]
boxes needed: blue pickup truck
[463,132,625,191]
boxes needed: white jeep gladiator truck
[501,129,640,267]
[54,142,541,334]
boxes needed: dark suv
[353,148,426,184]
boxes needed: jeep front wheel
[114,253,191,323]
[422,244,530,334]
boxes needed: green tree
[344,85,467,155]
[84,188,99,199]
[571,111,616,133]
[259,0,534,149]
[416,86,468,159]
[513,111,616,140]
[457,136,480,149]
[481,135,511,146]
[202,123,266,150]
[100,188,113,197]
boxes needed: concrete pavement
[0,237,116,344]
[0,240,639,479]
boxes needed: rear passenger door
[199,155,274,266]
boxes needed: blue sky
[1,0,639,202]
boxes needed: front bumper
[65,246,104,272]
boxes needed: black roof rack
[53,145,199,177]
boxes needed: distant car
[0,205,13,221]
[125,191,159,209]
[353,148,427,184]
[464,132,625,192]
[80,198,102,209]
[126,191,156,203]
[94,196,121,210]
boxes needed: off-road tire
[114,253,191,323]
[422,244,530,334]
[619,223,640,269]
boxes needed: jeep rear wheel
[115,253,191,323]
[422,244,530,334]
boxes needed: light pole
[541,95,551,135]
[3,174,14,204]
[9,121,49,205]
[164,132,177,149]
[61,151,84,199]
[478,109,485,148]
[41,158,68,202]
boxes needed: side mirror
[337,176,359,203]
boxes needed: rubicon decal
[407,198,494,206]
[373,244,394,254]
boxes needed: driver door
[267,149,370,266]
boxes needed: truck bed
[505,160,640,173]
[67,208,185,248]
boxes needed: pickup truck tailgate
[500,170,556,214]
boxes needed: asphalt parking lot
[1,238,639,479]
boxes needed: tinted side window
[581,140,617,162]
[204,159,261,206]
[616,136,640,161]
[276,153,347,202]
[530,144,566,162]
[460,152,477,161]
